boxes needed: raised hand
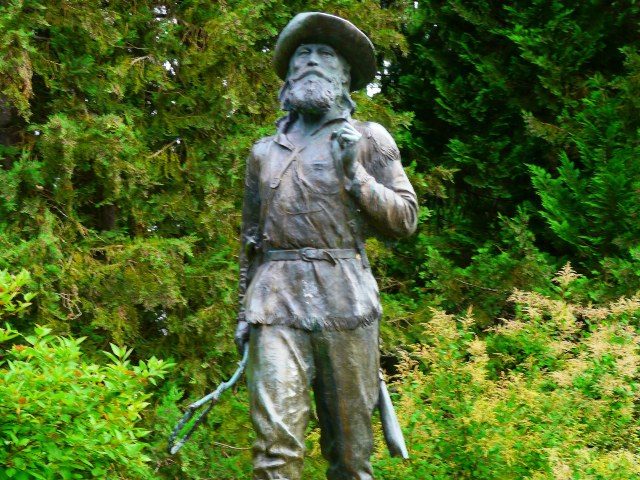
[331,123,362,180]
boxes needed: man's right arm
[236,145,261,353]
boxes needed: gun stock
[378,372,409,459]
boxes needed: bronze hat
[273,12,377,92]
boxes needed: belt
[264,248,359,264]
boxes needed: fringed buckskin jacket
[238,113,418,331]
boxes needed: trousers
[246,322,380,480]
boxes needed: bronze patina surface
[236,12,417,480]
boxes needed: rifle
[378,370,409,459]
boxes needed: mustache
[290,69,332,83]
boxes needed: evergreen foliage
[391,0,640,317]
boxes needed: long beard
[283,75,340,116]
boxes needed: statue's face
[288,44,348,86]
[283,44,350,115]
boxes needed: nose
[306,50,320,67]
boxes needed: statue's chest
[261,143,341,199]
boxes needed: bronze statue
[236,12,417,480]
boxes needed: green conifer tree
[389,0,640,315]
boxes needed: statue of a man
[235,12,417,480]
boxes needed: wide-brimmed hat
[273,12,377,92]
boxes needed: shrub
[0,269,35,321]
[378,265,640,479]
[0,325,172,480]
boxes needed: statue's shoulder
[353,120,392,139]
[352,121,400,165]
[251,135,275,157]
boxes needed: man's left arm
[342,122,418,238]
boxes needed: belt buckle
[300,247,315,262]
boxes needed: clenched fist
[331,123,362,180]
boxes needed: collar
[274,110,352,151]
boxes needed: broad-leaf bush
[0,269,35,320]
[0,325,173,479]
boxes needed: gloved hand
[331,123,362,180]
[234,319,250,354]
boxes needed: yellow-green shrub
[376,266,640,479]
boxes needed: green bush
[0,269,36,321]
[0,324,173,480]
[378,265,640,479]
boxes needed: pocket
[297,159,340,195]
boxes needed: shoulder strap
[258,145,304,250]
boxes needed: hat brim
[273,12,377,92]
